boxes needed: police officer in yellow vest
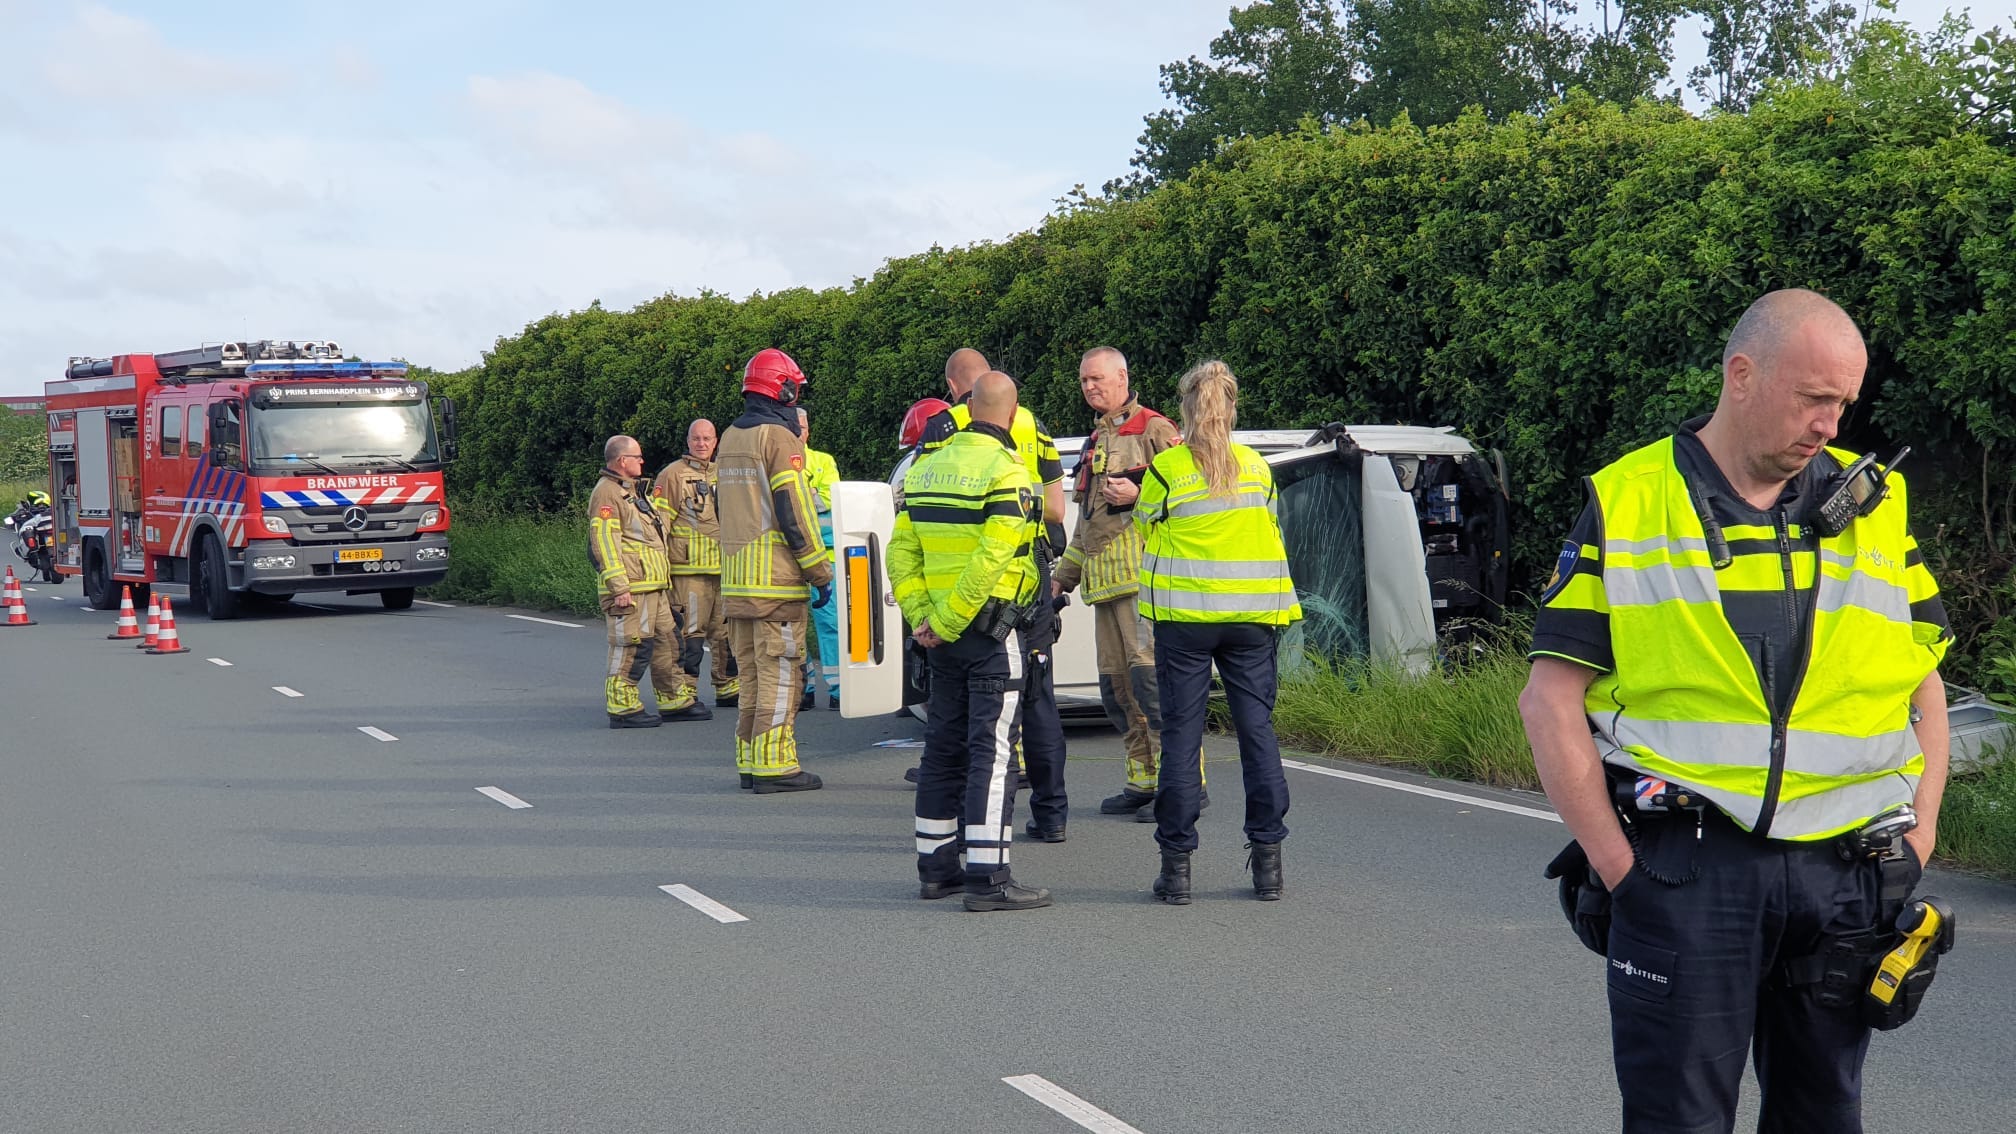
[654,418,736,710]
[891,372,1052,912]
[796,407,842,710]
[1520,290,1955,1132]
[588,435,696,727]
[1135,361,1300,904]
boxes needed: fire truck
[42,340,458,618]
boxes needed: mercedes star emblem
[342,506,369,532]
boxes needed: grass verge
[426,507,600,618]
[2,479,42,507]
[1271,633,2016,878]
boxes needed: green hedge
[436,38,2016,688]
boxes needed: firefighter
[716,349,833,793]
[1135,361,1301,903]
[654,418,737,709]
[1051,346,1187,818]
[589,435,697,727]
[891,371,1051,911]
[797,407,841,710]
[1520,290,1954,1131]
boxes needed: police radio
[1815,447,1908,537]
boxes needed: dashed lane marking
[414,599,455,608]
[207,658,233,667]
[476,786,532,810]
[1281,759,1561,823]
[1002,1076,1148,1134]
[657,884,748,924]
[273,686,303,698]
[505,614,582,629]
[358,726,398,742]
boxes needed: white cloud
[40,4,284,102]
[466,72,693,165]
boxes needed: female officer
[1135,360,1302,904]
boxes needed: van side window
[186,405,207,458]
[161,405,182,458]
[211,402,243,469]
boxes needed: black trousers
[1606,808,1911,1134]
[1020,573,1068,831]
[914,627,1023,886]
[1150,620,1289,853]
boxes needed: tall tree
[1685,0,1863,111]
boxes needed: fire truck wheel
[380,588,416,611]
[197,534,242,621]
[83,547,118,609]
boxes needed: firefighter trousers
[601,590,690,717]
[728,617,805,778]
[1094,594,1164,791]
[915,627,1023,886]
[674,574,737,699]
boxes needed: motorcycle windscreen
[830,481,905,718]
[1269,446,1370,668]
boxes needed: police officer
[1135,361,1300,903]
[588,435,695,727]
[918,349,1071,839]
[891,372,1052,912]
[797,407,841,710]
[716,349,833,793]
[1519,290,1954,1132]
[1051,346,1187,819]
[654,419,734,712]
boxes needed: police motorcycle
[5,491,59,584]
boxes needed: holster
[1781,853,1956,1031]
[1543,840,1613,957]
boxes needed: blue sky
[0,1,1982,387]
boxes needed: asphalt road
[2,582,2012,1134]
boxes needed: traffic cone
[146,595,189,655]
[107,586,142,639]
[1,576,34,627]
[137,592,161,648]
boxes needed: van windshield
[248,401,439,471]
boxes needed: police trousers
[728,618,805,778]
[600,590,687,716]
[1150,621,1288,853]
[1019,581,1068,831]
[914,626,1023,886]
[1605,807,1915,1134]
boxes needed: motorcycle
[5,502,59,584]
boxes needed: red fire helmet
[900,398,952,449]
[743,348,807,405]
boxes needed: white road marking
[47,594,63,602]
[300,603,346,613]
[1282,759,1562,823]
[207,658,233,667]
[78,605,93,611]
[506,614,582,629]
[272,686,303,698]
[476,786,532,810]
[22,586,36,592]
[1003,1075,1148,1134]
[358,726,398,742]
[414,599,455,608]
[657,884,748,924]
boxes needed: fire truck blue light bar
[243,361,410,378]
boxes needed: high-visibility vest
[1579,437,1947,841]
[804,447,839,514]
[887,431,1039,642]
[925,403,1056,487]
[1134,443,1301,626]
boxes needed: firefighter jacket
[1054,395,1180,603]
[654,455,721,575]
[1557,437,1948,841]
[716,394,833,620]
[588,468,674,600]
[1135,442,1302,626]
[888,425,1040,643]
[804,447,839,515]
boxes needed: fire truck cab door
[830,481,905,718]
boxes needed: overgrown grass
[1,479,41,507]
[426,507,600,618]
[1272,631,2016,878]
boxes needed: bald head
[1723,289,1863,382]
[945,348,990,400]
[1700,288,1869,496]
[685,418,716,461]
[604,434,640,465]
[970,371,1019,430]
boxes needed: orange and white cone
[2,578,34,627]
[1,567,20,607]
[146,595,189,654]
[137,593,161,648]
[108,585,142,639]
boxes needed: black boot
[1152,849,1192,905]
[751,770,823,794]
[1247,841,1283,901]
[1101,788,1155,815]
[963,879,1052,912]
[739,774,754,790]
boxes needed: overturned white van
[829,424,1510,720]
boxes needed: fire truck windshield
[249,401,440,471]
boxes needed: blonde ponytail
[1178,360,1240,497]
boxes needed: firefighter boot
[752,770,823,794]
[1101,789,1156,815]
[1153,849,1193,905]
[607,677,660,728]
[1246,841,1284,901]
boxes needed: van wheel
[83,547,118,609]
[198,535,241,620]
[380,587,415,611]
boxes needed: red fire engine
[42,340,458,618]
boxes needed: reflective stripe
[1139,554,1291,581]
[916,817,958,835]
[1603,559,1718,607]
[1769,772,1919,841]
[1143,589,1300,615]
[1598,715,1774,766]
[1816,570,1911,624]
[1605,534,1711,557]
[915,836,955,854]
[1163,490,1272,520]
